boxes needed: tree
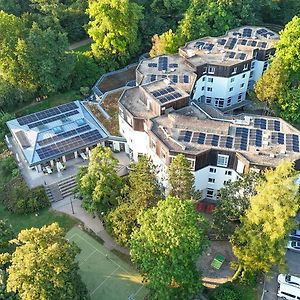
[0,220,14,254]
[6,223,88,300]
[0,113,14,141]
[149,29,180,57]
[105,155,161,246]
[168,154,196,200]
[131,197,208,300]
[255,16,300,122]
[212,171,260,238]
[230,161,300,277]
[87,0,144,64]
[78,146,123,214]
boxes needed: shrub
[210,282,242,300]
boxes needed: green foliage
[87,0,144,64]
[0,114,14,141]
[168,154,197,200]
[212,172,260,238]
[231,161,300,274]
[105,156,161,246]
[210,282,242,300]
[255,16,300,123]
[0,220,14,254]
[78,146,123,214]
[131,196,208,300]
[6,223,88,300]
[1,176,50,214]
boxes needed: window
[240,83,245,88]
[243,64,248,70]
[209,167,216,173]
[242,74,246,78]
[250,71,254,78]
[202,77,206,81]
[263,61,268,72]
[229,87,233,92]
[150,138,156,150]
[187,158,195,170]
[201,86,205,91]
[217,154,229,167]
[127,115,133,126]
[208,66,215,74]
[223,180,229,185]
[206,189,214,198]
[208,178,215,183]
[208,77,214,83]
[161,148,166,160]
[215,98,224,108]
[251,61,255,69]
[206,97,212,104]
[232,67,237,74]
[207,87,212,92]
[230,77,235,83]
[225,170,232,175]
[227,97,232,106]
[203,67,207,74]
[238,93,242,102]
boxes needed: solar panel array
[234,127,249,150]
[36,129,103,160]
[217,38,226,45]
[17,103,78,126]
[249,129,263,147]
[225,38,237,49]
[158,57,168,71]
[151,87,182,104]
[38,124,91,147]
[267,119,281,131]
[235,52,246,60]
[271,132,285,145]
[243,28,252,37]
[254,118,267,130]
[286,134,300,152]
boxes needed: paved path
[69,38,92,50]
[52,197,130,255]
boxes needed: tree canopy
[6,223,88,300]
[131,196,208,300]
[230,161,300,275]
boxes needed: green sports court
[66,227,148,300]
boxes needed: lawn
[67,226,148,300]
[0,203,79,234]
[13,90,82,117]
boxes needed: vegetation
[168,154,198,200]
[231,161,300,276]
[255,16,300,122]
[6,223,88,300]
[212,171,260,238]
[131,196,208,300]
[77,146,123,214]
[105,155,161,246]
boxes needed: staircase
[45,175,77,202]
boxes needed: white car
[287,241,300,252]
[289,229,300,241]
[278,274,300,287]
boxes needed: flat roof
[7,101,108,166]
[150,105,300,167]
[180,26,279,67]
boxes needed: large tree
[168,154,197,200]
[105,155,161,246]
[6,223,88,300]
[212,171,260,238]
[131,196,208,300]
[255,16,300,122]
[78,146,123,214]
[230,161,300,277]
[87,0,144,64]
[0,220,14,254]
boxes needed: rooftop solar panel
[225,136,233,148]
[169,63,178,68]
[217,39,226,45]
[183,131,192,142]
[183,75,189,83]
[197,133,206,144]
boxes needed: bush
[1,176,50,214]
[210,282,242,300]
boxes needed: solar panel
[203,43,214,51]
[183,75,189,83]
[166,87,175,93]
[58,103,78,113]
[217,38,226,45]
[254,118,267,129]
[170,75,178,83]
[150,74,156,82]
[240,39,247,45]
[274,120,280,131]
[211,135,219,146]
[197,133,206,144]
[195,41,205,49]
[242,28,252,37]
[225,136,233,148]
[257,28,268,35]
[158,56,168,71]
[169,63,178,68]
[148,63,158,67]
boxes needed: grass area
[13,90,82,117]
[237,284,258,300]
[0,203,79,234]
[87,91,123,136]
[67,227,148,300]
[98,64,137,93]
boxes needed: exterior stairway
[44,175,77,202]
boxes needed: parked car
[289,229,300,241]
[287,240,300,252]
[278,274,300,287]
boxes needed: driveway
[263,250,300,300]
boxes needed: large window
[206,189,214,198]
[208,178,215,183]
[217,154,229,167]
[208,66,215,74]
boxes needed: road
[263,251,300,300]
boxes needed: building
[119,26,300,200]
[7,101,108,173]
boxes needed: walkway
[69,38,92,50]
[52,197,130,255]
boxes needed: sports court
[66,227,148,300]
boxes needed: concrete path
[52,197,130,255]
[69,38,92,50]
